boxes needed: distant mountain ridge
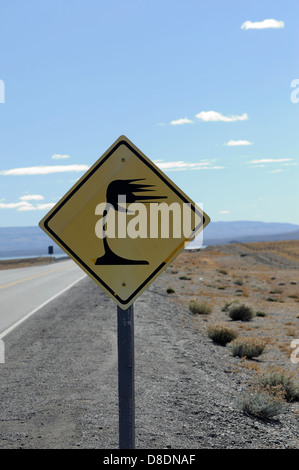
[0,222,299,257]
[189,221,299,248]
[201,221,299,245]
[0,226,64,258]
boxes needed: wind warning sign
[39,135,210,308]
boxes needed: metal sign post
[117,304,135,449]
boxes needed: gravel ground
[0,275,298,449]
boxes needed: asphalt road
[0,260,86,336]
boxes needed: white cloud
[170,117,193,125]
[225,140,253,146]
[17,204,35,211]
[241,19,284,30]
[196,111,248,122]
[36,203,55,210]
[155,160,224,171]
[270,169,283,174]
[0,201,32,210]
[219,210,230,214]
[17,202,55,211]
[51,154,71,160]
[0,200,55,211]
[19,194,44,201]
[0,164,89,175]
[249,158,292,164]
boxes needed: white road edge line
[0,274,87,340]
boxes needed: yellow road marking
[0,266,68,290]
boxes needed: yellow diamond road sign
[39,135,210,308]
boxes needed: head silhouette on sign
[95,178,167,265]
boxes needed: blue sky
[0,0,298,227]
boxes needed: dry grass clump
[166,287,175,294]
[258,368,299,402]
[207,323,238,346]
[217,269,228,275]
[227,302,255,322]
[231,337,265,359]
[238,368,297,420]
[255,311,267,317]
[189,300,212,315]
[238,367,292,420]
[269,288,283,295]
[240,390,286,420]
[221,300,239,312]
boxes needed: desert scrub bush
[258,369,299,402]
[221,300,239,312]
[207,323,238,346]
[227,303,255,322]
[166,287,175,294]
[217,269,228,275]
[179,275,191,280]
[230,337,265,359]
[189,300,211,315]
[269,288,283,294]
[240,391,286,420]
[256,311,267,317]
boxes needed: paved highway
[0,259,86,337]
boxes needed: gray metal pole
[117,304,135,449]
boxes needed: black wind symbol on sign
[95,179,167,265]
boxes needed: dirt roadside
[0,257,58,270]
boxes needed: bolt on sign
[39,136,210,308]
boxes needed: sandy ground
[0,257,55,270]
[158,242,299,374]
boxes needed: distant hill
[0,222,299,257]
[0,226,64,258]
[191,221,299,247]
